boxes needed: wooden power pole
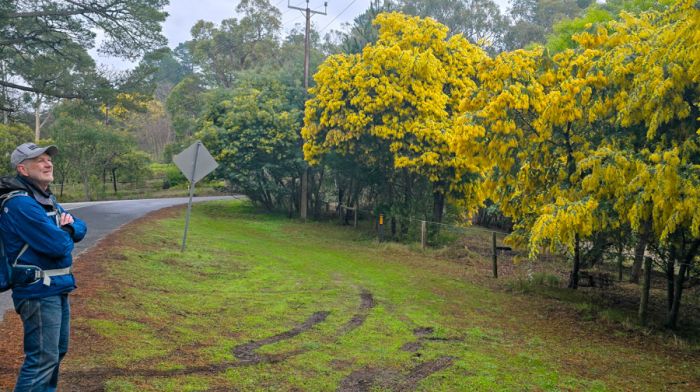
[288,0,326,221]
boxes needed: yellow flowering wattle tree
[457,42,611,288]
[571,0,700,328]
[454,0,698,326]
[303,12,489,225]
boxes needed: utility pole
[288,0,326,221]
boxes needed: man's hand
[59,212,74,226]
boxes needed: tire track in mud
[61,311,331,391]
[338,289,374,334]
[337,356,454,392]
[233,310,330,363]
[62,288,456,391]
[400,326,462,354]
[61,289,372,390]
[337,326,458,392]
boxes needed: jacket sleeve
[56,203,87,242]
[5,197,74,258]
[65,216,86,243]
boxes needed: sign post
[173,141,218,251]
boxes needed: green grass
[65,200,700,391]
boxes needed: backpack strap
[1,191,29,268]
[1,190,29,210]
[1,190,71,286]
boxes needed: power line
[286,11,305,26]
[320,0,359,33]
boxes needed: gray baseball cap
[11,142,59,168]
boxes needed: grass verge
[59,200,699,391]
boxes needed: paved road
[1,196,234,322]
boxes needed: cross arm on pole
[288,0,327,15]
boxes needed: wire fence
[325,201,566,281]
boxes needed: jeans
[13,295,70,392]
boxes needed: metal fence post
[421,221,427,249]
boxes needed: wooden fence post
[378,214,384,242]
[354,201,358,228]
[492,232,498,278]
[421,221,427,249]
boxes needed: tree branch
[7,9,88,18]
[0,80,82,99]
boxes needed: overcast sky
[164,0,370,47]
[95,0,510,71]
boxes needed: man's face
[17,153,54,189]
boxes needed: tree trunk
[666,260,675,311]
[400,169,411,239]
[429,189,445,243]
[639,256,652,325]
[112,168,118,194]
[630,236,647,283]
[337,186,344,217]
[666,240,700,329]
[82,173,90,201]
[568,235,581,289]
[432,190,445,224]
[102,168,107,193]
[289,177,298,217]
[1,62,8,124]
[34,94,42,142]
[313,167,324,219]
[666,262,688,329]
[617,243,624,281]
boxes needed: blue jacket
[0,176,87,300]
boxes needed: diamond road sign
[173,141,218,184]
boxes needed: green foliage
[188,0,282,88]
[399,0,509,52]
[161,163,188,189]
[198,75,303,210]
[136,47,192,88]
[0,123,33,174]
[544,0,670,52]
[45,100,154,200]
[0,0,168,101]
[113,150,152,184]
[505,0,590,50]
[546,8,613,52]
[166,75,207,140]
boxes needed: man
[0,143,87,392]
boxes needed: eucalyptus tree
[166,75,207,141]
[399,0,509,52]
[128,48,192,101]
[188,0,282,88]
[504,0,590,50]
